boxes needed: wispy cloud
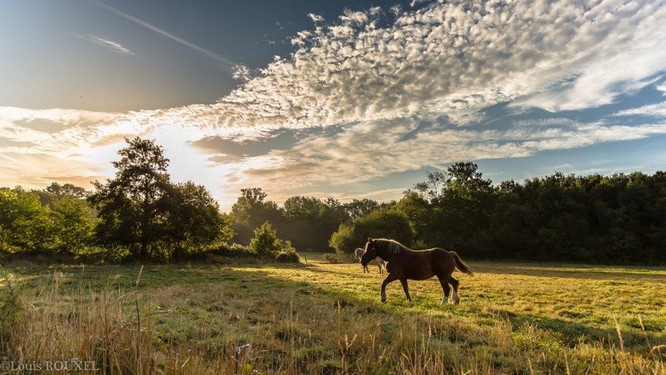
[656,82,666,95]
[229,119,666,191]
[307,13,324,23]
[614,102,666,118]
[91,0,236,69]
[2,0,666,209]
[74,34,135,55]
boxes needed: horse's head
[360,237,377,267]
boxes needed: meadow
[1,256,665,374]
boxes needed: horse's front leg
[380,273,398,303]
[399,278,411,301]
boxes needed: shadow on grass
[489,308,665,354]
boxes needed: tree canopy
[88,137,231,261]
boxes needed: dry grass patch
[1,260,664,374]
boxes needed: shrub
[322,253,343,263]
[209,243,255,258]
[276,251,300,263]
[249,222,282,258]
[103,246,131,263]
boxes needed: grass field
[1,255,665,374]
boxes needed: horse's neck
[378,245,402,262]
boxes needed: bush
[249,222,282,258]
[276,251,300,263]
[323,253,343,263]
[209,243,256,258]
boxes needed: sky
[1,0,666,211]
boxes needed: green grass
[1,257,665,374]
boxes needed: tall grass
[1,263,664,374]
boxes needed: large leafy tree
[229,188,283,244]
[49,197,96,255]
[329,208,413,254]
[395,191,432,246]
[343,198,380,220]
[89,138,231,260]
[0,188,54,254]
[167,181,233,256]
[88,138,174,259]
[280,196,350,251]
[408,162,495,255]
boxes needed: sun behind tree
[88,137,231,261]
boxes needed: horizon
[2,0,666,211]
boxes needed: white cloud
[224,118,666,192]
[614,102,666,117]
[231,65,253,82]
[657,82,666,95]
[3,0,666,208]
[83,35,135,55]
[307,13,324,23]
[60,0,666,140]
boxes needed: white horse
[354,247,385,274]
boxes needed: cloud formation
[2,0,666,208]
[75,34,135,55]
[615,102,666,118]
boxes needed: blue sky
[1,0,665,210]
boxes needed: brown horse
[360,238,473,304]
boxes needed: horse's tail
[450,251,474,275]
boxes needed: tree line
[384,162,665,264]
[1,138,664,264]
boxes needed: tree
[280,196,350,251]
[249,221,282,258]
[0,188,54,254]
[46,182,87,198]
[88,138,174,259]
[428,162,495,256]
[229,188,283,244]
[34,182,88,207]
[395,191,432,245]
[167,181,233,256]
[412,170,447,202]
[329,208,414,254]
[89,138,232,261]
[343,198,379,220]
[49,197,96,255]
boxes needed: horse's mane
[374,239,409,254]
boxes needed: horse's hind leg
[449,277,460,305]
[399,279,412,302]
[437,275,451,304]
